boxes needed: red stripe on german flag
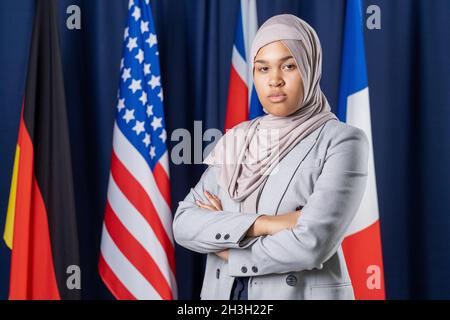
[8,115,60,299]
[4,0,80,300]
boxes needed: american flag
[99,0,177,300]
[225,0,263,130]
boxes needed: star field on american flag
[116,0,167,170]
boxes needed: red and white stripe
[342,87,386,299]
[225,0,259,130]
[99,123,177,300]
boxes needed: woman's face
[253,41,304,117]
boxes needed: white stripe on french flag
[338,0,386,300]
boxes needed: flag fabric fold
[338,0,386,300]
[98,0,177,300]
[225,0,263,130]
[3,0,80,300]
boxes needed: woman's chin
[264,107,293,117]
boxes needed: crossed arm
[195,190,301,262]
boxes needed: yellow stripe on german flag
[3,145,20,249]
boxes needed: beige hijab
[204,14,337,202]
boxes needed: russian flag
[338,0,386,299]
[225,0,264,130]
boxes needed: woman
[173,14,369,300]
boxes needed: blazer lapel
[257,125,324,215]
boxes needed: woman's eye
[258,67,269,72]
[283,64,296,70]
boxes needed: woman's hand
[265,210,302,235]
[247,210,302,237]
[195,190,223,211]
[195,190,228,261]
[215,249,229,262]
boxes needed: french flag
[338,0,386,299]
[225,0,264,130]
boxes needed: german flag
[3,0,80,300]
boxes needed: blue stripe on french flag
[338,0,386,300]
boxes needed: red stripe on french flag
[342,220,386,299]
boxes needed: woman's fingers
[215,249,229,262]
[203,191,222,211]
[196,200,216,211]
[194,190,222,211]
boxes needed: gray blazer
[173,119,369,300]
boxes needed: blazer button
[216,268,220,279]
[215,233,221,240]
[224,234,230,240]
[252,266,258,273]
[241,266,248,273]
[286,274,298,287]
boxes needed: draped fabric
[0,0,449,299]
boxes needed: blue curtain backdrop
[0,0,449,299]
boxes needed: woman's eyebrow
[254,55,295,64]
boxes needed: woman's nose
[269,76,285,87]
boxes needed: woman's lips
[268,94,287,103]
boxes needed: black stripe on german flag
[8,0,80,300]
